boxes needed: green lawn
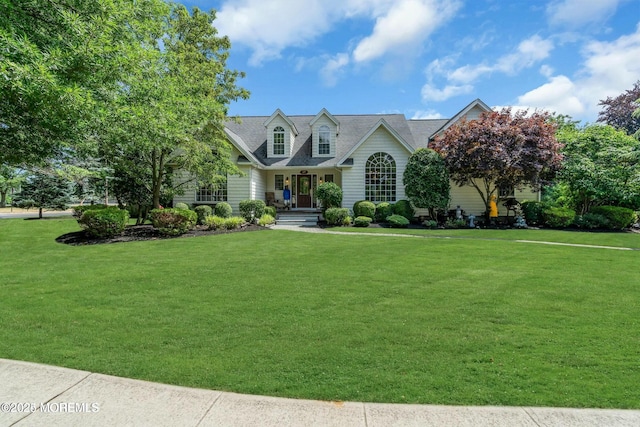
[1,217,639,408]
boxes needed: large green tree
[556,124,640,213]
[431,109,563,212]
[597,81,640,137]
[0,0,167,166]
[14,170,71,218]
[403,148,450,219]
[98,5,249,208]
[0,164,24,207]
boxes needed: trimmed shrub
[193,205,212,225]
[342,216,352,226]
[316,182,342,212]
[353,200,376,218]
[393,200,415,221]
[174,202,190,210]
[354,216,372,227]
[444,218,467,229]
[423,219,438,229]
[239,200,266,223]
[574,213,610,230]
[72,204,107,218]
[78,206,129,238]
[149,208,197,236]
[214,202,233,218]
[258,214,275,226]
[375,202,393,222]
[324,207,350,226]
[224,216,245,230]
[387,214,409,228]
[204,215,226,230]
[520,200,546,226]
[589,205,637,229]
[265,206,277,218]
[542,206,576,228]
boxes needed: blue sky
[178,0,639,123]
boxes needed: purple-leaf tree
[431,108,563,212]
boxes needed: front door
[296,175,312,208]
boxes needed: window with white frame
[318,125,330,155]
[273,126,285,156]
[499,185,515,199]
[365,152,396,203]
[275,174,284,190]
[324,174,334,183]
[196,177,227,202]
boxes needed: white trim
[310,108,340,134]
[337,118,414,165]
[263,108,299,135]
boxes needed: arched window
[365,152,396,202]
[273,126,285,155]
[318,125,330,155]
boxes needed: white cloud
[516,23,640,121]
[546,0,622,28]
[421,83,473,102]
[319,53,350,87]
[448,35,554,84]
[411,109,445,119]
[352,0,462,63]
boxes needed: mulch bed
[56,223,268,246]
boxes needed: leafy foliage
[392,200,415,221]
[375,202,393,222]
[239,200,266,223]
[589,206,637,229]
[597,80,640,136]
[316,182,343,212]
[353,200,376,218]
[193,205,212,225]
[223,216,245,230]
[72,204,108,218]
[264,206,276,218]
[520,200,547,226]
[432,109,562,211]
[573,213,610,230]
[14,170,71,218]
[149,208,196,236]
[78,207,130,238]
[258,214,275,226]
[324,207,350,226]
[542,207,576,228]
[387,214,410,228]
[0,165,24,207]
[354,216,372,227]
[204,215,226,230]
[556,124,640,213]
[214,202,233,218]
[403,148,450,219]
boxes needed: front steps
[276,211,320,227]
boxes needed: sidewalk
[1,359,639,426]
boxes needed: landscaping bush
[78,206,129,238]
[542,206,576,228]
[214,202,233,218]
[72,204,107,218]
[387,214,409,228]
[265,206,277,218]
[174,202,190,210]
[239,200,266,223]
[375,202,393,222]
[354,216,372,227]
[520,200,546,226]
[342,216,352,226]
[316,182,342,212]
[353,200,376,218]
[589,205,637,229]
[324,207,350,226]
[204,215,226,230]
[423,219,438,229]
[149,208,197,236]
[444,218,467,229]
[193,205,212,225]
[258,214,275,226]
[393,200,415,221]
[224,216,245,230]
[574,213,610,230]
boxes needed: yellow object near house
[489,195,498,218]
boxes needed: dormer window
[319,125,330,155]
[273,126,285,156]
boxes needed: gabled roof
[263,108,299,136]
[337,119,414,166]
[310,108,340,134]
[431,98,492,138]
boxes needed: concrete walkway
[1,359,639,427]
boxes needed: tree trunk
[0,190,6,208]
[38,207,43,219]
[151,149,165,209]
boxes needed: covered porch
[263,169,341,210]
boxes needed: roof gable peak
[263,108,299,135]
[310,108,340,134]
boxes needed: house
[173,99,538,217]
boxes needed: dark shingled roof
[224,114,450,168]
